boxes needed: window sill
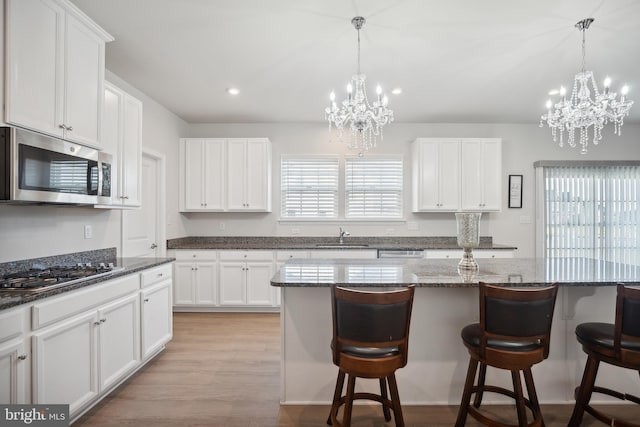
[278,218,407,224]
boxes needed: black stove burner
[0,263,121,292]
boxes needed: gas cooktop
[0,263,124,293]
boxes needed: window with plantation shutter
[345,156,403,218]
[281,157,339,219]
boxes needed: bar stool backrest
[331,286,415,366]
[480,283,558,359]
[615,285,640,362]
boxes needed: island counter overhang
[273,257,640,406]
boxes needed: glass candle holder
[455,212,481,271]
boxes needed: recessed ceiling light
[391,88,402,95]
[227,87,239,95]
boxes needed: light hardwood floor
[74,313,639,426]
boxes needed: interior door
[123,152,159,257]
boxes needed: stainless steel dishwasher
[377,249,425,259]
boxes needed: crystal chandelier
[325,16,394,154]
[540,18,633,154]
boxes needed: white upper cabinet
[227,138,272,212]
[412,138,503,213]
[101,82,143,208]
[4,0,112,148]
[120,93,143,206]
[180,138,225,211]
[412,138,460,212]
[179,138,271,212]
[460,138,502,211]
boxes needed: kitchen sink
[315,244,370,248]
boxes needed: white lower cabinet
[173,251,217,306]
[424,249,515,259]
[141,281,173,359]
[219,251,275,307]
[0,306,30,404]
[32,292,141,416]
[32,310,100,415]
[219,262,274,306]
[98,294,140,391]
[0,339,29,404]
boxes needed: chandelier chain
[581,24,586,73]
[357,24,361,75]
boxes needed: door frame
[122,148,166,257]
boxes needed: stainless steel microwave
[0,127,112,205]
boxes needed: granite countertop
[167,236,516,251]
[271,257,639,288]
[0,252,175,310]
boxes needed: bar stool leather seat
[461,324,542,353]
[568,285,640,427]
[341,345,400,358]
[576,322,640,351]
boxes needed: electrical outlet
[84,225,93,239]
[219,222,226,231]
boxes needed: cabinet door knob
[144,298,150,302]
[150,243,158,249]
[17,354,27,361]
[94,321,101,326]
[100,318,107,323]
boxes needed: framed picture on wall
[508,175,523,208]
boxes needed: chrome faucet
[339,227,350,244]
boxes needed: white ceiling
[71,0,640,125]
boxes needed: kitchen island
[271,257,640,406]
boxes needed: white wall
[186,122,640,257]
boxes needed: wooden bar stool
[568,284,640,427]
[455,282,558,427]
[327,285,415,427]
